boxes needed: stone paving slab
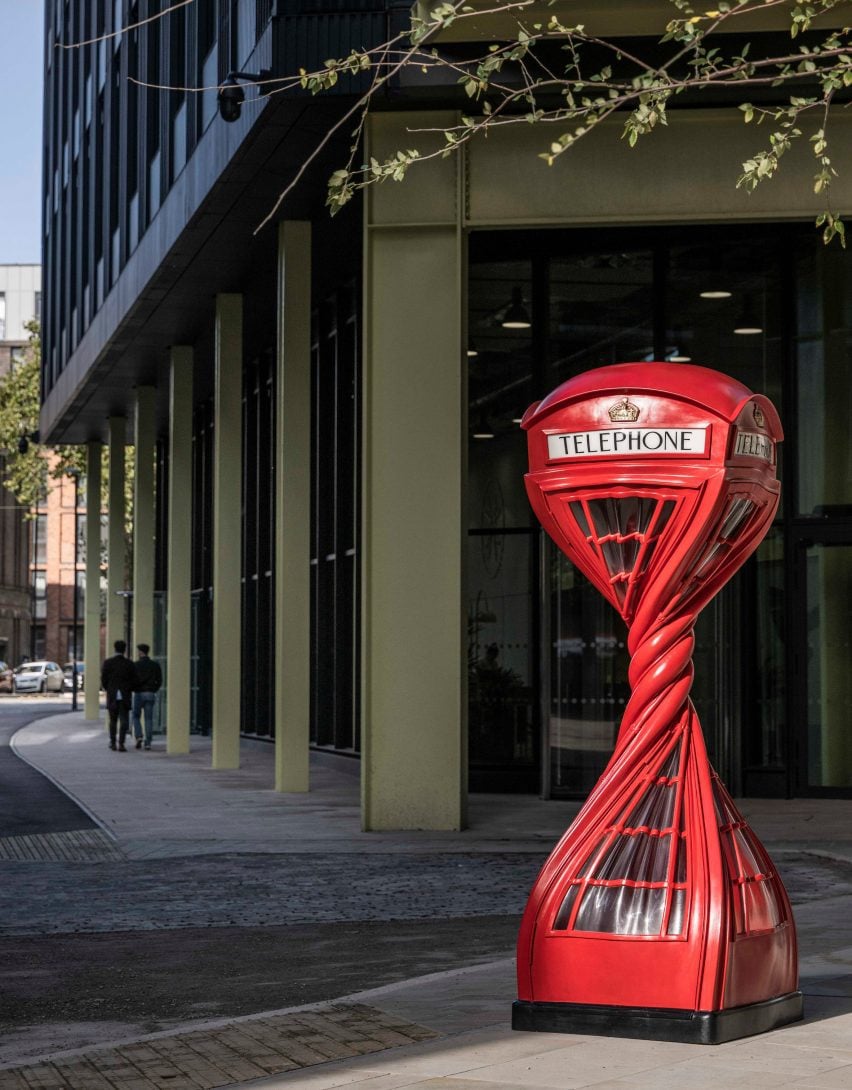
[237,999,852,1090]
[13,714,852,863]
[0,1005,438,1090]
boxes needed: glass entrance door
[799,537,852,793]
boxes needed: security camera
[218,75,245,123]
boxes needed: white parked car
[13,661,65,694]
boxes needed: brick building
[0,265,40,666]
[29,458,95,666]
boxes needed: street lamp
[116,589,133,649]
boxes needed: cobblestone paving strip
[0,853,543,935]
[0,1003,439,1090]
[0,831,123,863]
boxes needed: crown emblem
[608,397,640,423]
[753,403,765,428]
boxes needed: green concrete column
[84,441,102,721]
[106,416,127,651]
[132,386,156,651]
[212,294,243,770]
[361,112,467,830]
[274,221,311,792]
[166,347,193,755]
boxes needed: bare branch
[56,0,195,50]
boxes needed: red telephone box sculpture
[513,362,802,1044]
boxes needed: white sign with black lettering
[547,427,708,460]
[734,430,773,461]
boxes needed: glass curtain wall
[469,224,851,799]
[794,239,852,793]
[241,349,276,738]
[467,260,539,791]
[310,280,361,753]
[191,401,214,735]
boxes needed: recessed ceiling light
[472,430,494,439]
[512,417,523,424]
[700,290,732,299]
[668,354,692,362]
[733,325,763,335]
[467,348,478,358]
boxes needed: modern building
[40,1,852,826]
[0,265,41,667]
[0,264,41,372]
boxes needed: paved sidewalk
[10,712,585,857]
[3,710,852,1089]
[12,710,852,860]
[3,951,852,1089]
[0,1000,440,1090]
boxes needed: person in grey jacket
[132,643,163,750]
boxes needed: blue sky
[0,1,45,264]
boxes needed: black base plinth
[512,991,803,1045]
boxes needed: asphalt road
[1,916,521,1042]
[0,697,93,838]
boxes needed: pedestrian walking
[132,643,162,750]
[101,640,135,752]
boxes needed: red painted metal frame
[517,362,797,1025]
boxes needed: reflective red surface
[518,362,796,1014]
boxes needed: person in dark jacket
[132,643,163,750]
[101,640,135,751]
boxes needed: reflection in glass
[549,250,653,383]
[714,775,784,934]
[553,741,688,936]
[740,531,787,792]
[548,542,629,795]
[464,226,845,800]
[468,535,536,782]
[568,495,676,612]
[667,239,783,418]
[795,242,852,516]
[468,258,537,789]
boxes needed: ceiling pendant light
[472,412,495,440]
[501,287,531,330]
[666,331,691,362]
[699,255,732,299]
[733,295,763,335]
